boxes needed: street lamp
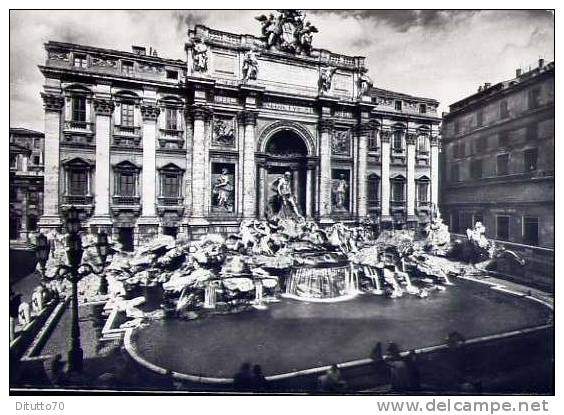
[35,206,111,374]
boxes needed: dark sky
[10,9,554,131]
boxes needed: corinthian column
[38,93,64,231]
[319,119,334,223]
[189,105,210,224]
[356,123,370,219]
[406,132,418,228]
[91,98,114,228]
[140,103,160,219]
[380,129,392,228]
[240,110,257,219]
[430,135,440,211]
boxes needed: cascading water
[283,256,359,302]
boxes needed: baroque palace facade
[38,11,441,250]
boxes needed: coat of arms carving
[255,10,318,55]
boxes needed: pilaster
[380,128,392,227]
[90,98,114,227]
[318,118,334,223]
[239,110,258,219]
[140,103,160,222]
[38,92,64,231]
[406,132,417,227]
[430,134,440,210]
[189,104,212,226]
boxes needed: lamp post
[35,206,110,373]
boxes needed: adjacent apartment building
[441,59,554,288]
[9,128,45,244]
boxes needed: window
[470,159,483,179]
[419,104,427,114]
[120,103,135,127]
[368,130,379,151]
[392,130,403,151]
[476,109,484,127]
[450,164,460,182]
[391,180,405,202]
[523,216,539,245]
[526,123,538,141]
[500,100,509,119]
[118,172,136,196]
[524,148,538,172]
[33,138,41,149]
[477,136,488,152]
[496,216,510,240]
[454,120,461,134]
[73,54,87,68]
[33,155,40,165]
[165,108,178,130]
[496,154,510,176]
[121,61,134,75]
[69,169,88,195]
[417,181,429,203]
[498,131,509,147]
[453,142,465,158]
[417,135,429,153]
[166,70,178,80]
[10,155,17,169]
[162,174,180,197]
[395,100,403,111]
[71,96,86,122]
[367,175,380,208]
[528,87,541,109]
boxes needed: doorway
[118,227,135,252]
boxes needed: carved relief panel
[212,116,236,148]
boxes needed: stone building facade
[38,11,441,250]
[441,60,554,287]
[9,128,45,243]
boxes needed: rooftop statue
[256,10,318,55]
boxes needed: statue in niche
[212,168,234,212]
[319,66,336,94]
[358,70,374,98]
[192,39,208,73]
[242,50,259,81]
[213,118,235,147]
[270,172,303,220]
[332,131,350,155]
[332,174,349,211]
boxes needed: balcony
[158,129,185,150]
[157,196,185,215]
[64,120,94,134]
[157,196,184,206]
[417,201,432,209]
[113,125,142,147]
[391,200,406,209]
[112,195,140,206]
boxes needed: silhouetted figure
[386,343,410,392]
[233,362,253,391]
[318,364,347,393]
[405,350,421,391]
[251,364,268,392]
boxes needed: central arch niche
[262,130,310,218]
